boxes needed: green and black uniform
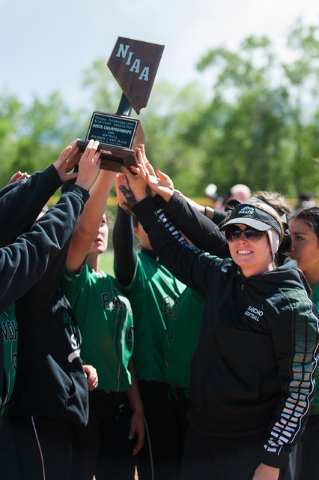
[61,259,134,480]
[1,305,18,420]
[0,167,90,480]
[298,284,319,480]
[113,206,204,480]
[132,196,319,480]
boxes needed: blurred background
[3,0,319,271]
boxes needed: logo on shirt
[68,334,81,363]
[101,292,127,312]
[244,305,264,322]
[1,320,18,342]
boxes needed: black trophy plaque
[77,37,164,172]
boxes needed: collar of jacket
[235,257,303,294]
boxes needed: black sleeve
[0,165,62,246]
[153,192,230,259]
[15,243,70,323]
[0,184,89,313]
[112,205,137,286]
[212,209,228,225]
[132,197,220,297]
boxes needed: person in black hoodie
[0,139,101,480]
[120,152,319,480]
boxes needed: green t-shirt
[1,303,18,417]
[163,287,204,388]
[60,262,133,392]
[117,251,203,385]
[310,284,319,415]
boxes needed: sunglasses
[224,225,267,242]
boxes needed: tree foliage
[0,92,87,188]
[2,19,319,199]
[191,20,319,198]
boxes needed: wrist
[134,193,148,203]
[132,406,144,417]
[75,179,90,191]
[205,206,215,220]
[161,190,174,203]
[52,161,63,180]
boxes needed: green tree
[182,25,319,198]
[0,92,86,188]
[282,19,319,195]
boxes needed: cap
[220,204,282,238]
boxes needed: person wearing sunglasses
[121,153,319,480]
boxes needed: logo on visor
[238,206,254,216]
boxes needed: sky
[2,0,319,111]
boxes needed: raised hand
[131,145,174,202]
[7,171,29,185]
[115,173,137,214]
[75,139,101,191]
[53,139,82,182]
[120,162,149,203]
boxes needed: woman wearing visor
[121,155,319,480]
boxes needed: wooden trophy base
[77,140,138,172]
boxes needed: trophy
[77,37,165,172]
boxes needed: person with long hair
[60,168,144,480]
[0,139,101,480]
[113,174,205,480]
[288,206,319,480]
[118,149,319,480]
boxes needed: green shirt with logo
[1,303,18,417]
[61,262,133,392]
[311,284,319,415]
[117,251,204,387]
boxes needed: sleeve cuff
[67,184,90,204]
[132,196,158,220]
[44,164,63,190]
[153,194,167,208]
[261,450,289,470]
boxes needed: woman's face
[227,224,273,277]
[288,218,319,275]
[90,213,109,255]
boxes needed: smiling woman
[220,203,283,277]
[121,147,319,480]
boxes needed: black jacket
[0,165,62,247]
[0,165,62,418]
[0,167,89,420]
[133,196,319,469]
[11,216,89,426]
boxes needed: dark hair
[289,207,319,298]
[291,207,319,243]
